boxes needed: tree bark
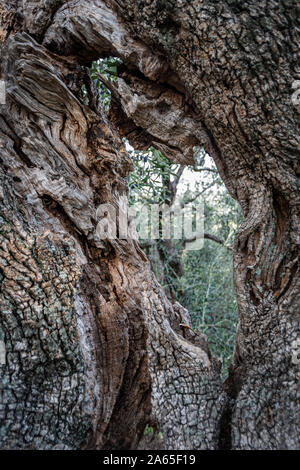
[0,1,226,450]
[0,0,299,450]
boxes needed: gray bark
[0,1,226,450]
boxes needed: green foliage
[128,147,179,205]
[128,147,243,378]
[144,424,163,440]
[83,57,120,110]
[179,189,242,376]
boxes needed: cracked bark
[0,0,299,450]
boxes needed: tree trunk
[0,1,226,450]
[0,0,299,450]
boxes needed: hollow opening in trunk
[127,145,242,379]
[83,57,243,381]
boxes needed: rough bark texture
[0,1,226,450]
[0,0,299,450]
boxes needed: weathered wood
[0,10,226,449]
[105,0,300,449]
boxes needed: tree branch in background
[179,180,218,207]
[169,165,185,206]
[193,167,218,173]
[184,233,233,251]
[141,233,232,251]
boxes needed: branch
[192,167,218,173]
[184,232,233,251]
[178,180,217,208]
[169,165,185,206]
[141,232,232,251]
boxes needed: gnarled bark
[105,0,300,449]
[0,0,299,450]
[0,9,226,449]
